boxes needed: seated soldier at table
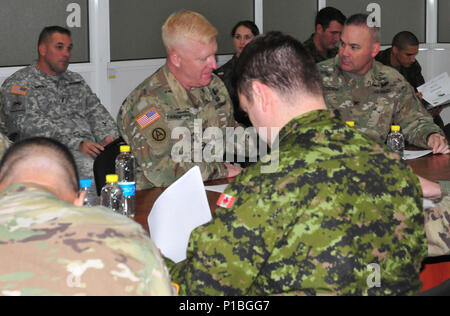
[303,6,346,63]
[375,31,445,130]
[317,14,448,154]
[168,31,429,296]
[0,26,118,180]
[0,138,174,296]
[118,11,243,190]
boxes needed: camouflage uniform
[169,110,428,296]
[317,56,443,148]
[425,195,450,257]
[0,64,119,179]
[303,34,338,63]
[118,64,238,190]
[0,183,175,296]
[0,132,10,158]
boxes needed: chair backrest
[93,137,125,195]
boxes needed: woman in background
[215,21,260,127]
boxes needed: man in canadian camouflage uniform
[118,11,242,190]
[317,14,448,154]
[168,32,430,296]
[0,26,118,179]
[0,138,174,296]
[303,7,346,63]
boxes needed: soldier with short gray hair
[0,26,118,180]
[318,14,448,154]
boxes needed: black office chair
[444,124,450,141]
[416,279,450,296]
[93,137,126,195]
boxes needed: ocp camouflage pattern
[117,64,238,189]
[0,64,119,179]
[317,57,442,148]
[0,183,174,296]
[169,110,428,296]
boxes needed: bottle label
[118,182,136,197]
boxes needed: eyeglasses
[233,34,254,41]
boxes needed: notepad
[147,166,212,263]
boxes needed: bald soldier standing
[0,26,118,180]
[118,11,242,190]
[0,138,174,296]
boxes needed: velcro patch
[10,85,29,96]
[136,107,161,129]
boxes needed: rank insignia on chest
[10,85,29,96]
[136,107,161,129]
[216,193,236,209]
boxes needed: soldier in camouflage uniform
[317,14,448,154]
[303,7,346,63]
[0,138,174,296]
[118,11,242,190]
[0,26,118,180]
[0,132,10,158]
[168,32,429,296]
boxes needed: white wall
[1,0,450,125]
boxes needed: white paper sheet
[417,72,450,107]
[204,184,229,193]
[147,166,212,263]
[403,150,432,160]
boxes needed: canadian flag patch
[216,194,236,209]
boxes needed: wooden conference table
[134,152,450,293]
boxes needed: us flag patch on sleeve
[136,107,161,129]
[10,85,29,96]
[216,194,236,209]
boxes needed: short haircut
[231,20,260,37]
[0,138,80,193]
[162,10,218,51]
[392,31,420,51]
[315,7,346,30]
[235,31,323,103]
[345,13,380,43]
[38,26,71,47]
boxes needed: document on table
[403,150,432,160]
[148,166,212,263]
[417,72,450,107]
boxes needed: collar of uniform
[334,56,382,87]
[31,63,77,85]
[163,64,193,108]
[278,110,333,144]
[1,182,58,200]
[162,63,212,108]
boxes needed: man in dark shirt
[303,7,346,63]
[376,31,445,130]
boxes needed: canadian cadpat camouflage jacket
[169,110,428,296]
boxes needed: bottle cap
[80,179,92,188]
[391,125,401,132]
[106,174,119,183]
[120,145,131,153]
[346,121,355,127]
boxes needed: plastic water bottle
[100,174,124,214]
[115,145,136,218]
[80,179,98,206]
[387,125,405,158]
